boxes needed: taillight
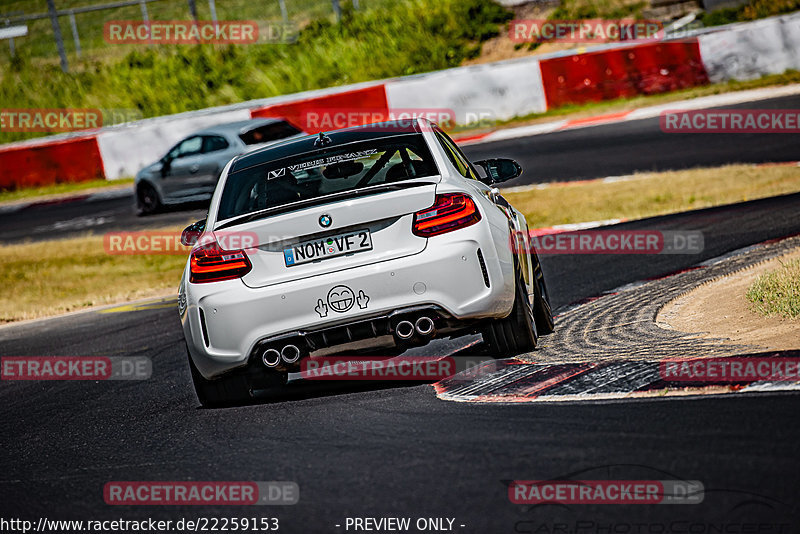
[189,237,252,284]
[412,193,481,237]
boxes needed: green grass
[551,0,800,25]
[702,0,800,27]
[0,178,132,203]
[0,0,380,62]
[550,0,648,19]
[0,229,189,323]
[0,0,511,143]
[747,258,800,319]
[2,0,798,147]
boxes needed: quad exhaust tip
[395,320,415,340]
[262,348,281,368]
[281,344,301,364]
[415,316,435,337]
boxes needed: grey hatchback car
[135,118,304,215]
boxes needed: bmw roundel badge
[319,214,332,228]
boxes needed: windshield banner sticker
[272,149,379,175]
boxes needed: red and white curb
[433,235,800,403]
[433,355,800,403]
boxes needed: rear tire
[482,267,538,358]
[531,252,555,335]
[186,344,253,408]
[136,182,162,216]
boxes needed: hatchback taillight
[412,193,481,237]
[189,237,252,283]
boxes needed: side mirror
[160,155,173,177]
[181,219,206,246]
[474,158,522,184]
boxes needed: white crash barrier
[698,12,800,83]
[97,109,251,180]
[9,13,800,184]
[96,81,384,180]
[385,56,547,125]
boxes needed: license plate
[284,230,372,267]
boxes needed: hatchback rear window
[217,134,438,222]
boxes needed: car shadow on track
[201,337,497,408]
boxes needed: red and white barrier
[385,56,547,123]
[2,13,799,189]
[698,12,800,83]
[251,84,389,133]
[538,41,709,108]
[96,108,251,180]
[0,135,105,190]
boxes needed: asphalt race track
[463,93,800,184]
[3,91,800,530]
[2,189,799,530]
[2,94,800,244]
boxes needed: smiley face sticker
[327,285,356,313]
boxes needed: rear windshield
[217,134,438,222]
[239,121,302,145]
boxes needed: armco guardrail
[2,12,800,189]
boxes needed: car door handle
[189,164,200,173]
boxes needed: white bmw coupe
[179,119,553,406]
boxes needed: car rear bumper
[182,226,514,379]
